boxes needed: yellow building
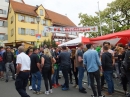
[8,1,52,46]
[7,0,76,47]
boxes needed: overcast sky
[25,0,114,26]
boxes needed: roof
[45,9,76,26]
[10,1,76,27]
[10,1,38,16]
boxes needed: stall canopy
[58,37,90,46]
[90,30,130,45]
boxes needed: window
[21,15,25,21]
[0,9,6,14]
[21,28,25,35]
[40,9,43,16]
[5,0,9,2]
[41,19,46,25]
[42,31,48,37]
[0,21,3,26]
[11,16,13,24]
[0,9,2,14]
[30,17,35,23]
[30,29,35,35]
[0,35,5,41]
[11,29,14,37]
[18,14,25,22]
[45,20,48,25]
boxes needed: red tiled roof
[10,1,37,16]
[10,1,76,26]
[45,9,76,27]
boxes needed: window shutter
[41,20,43,25]
[46,32,49,37]
[25,29,28,35]
[3,10,6,14]
[18,28,21,34]
[3,21,7,27]
[43,20,45,25]
[28,17,31,23]
[45,20,48,25]
[18,14,21,21]
[25,16,28,22]
[32,30,35,35]
[28,29,31,35]
[35,30,38,34]
[35,18,37,24]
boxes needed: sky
[24,0,114,26]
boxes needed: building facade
[8,0,77,46]
[0,0,24,46]
[8,1,52,46]
[0,0,9,46]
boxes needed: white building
[0,0,24,46]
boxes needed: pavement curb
[82,80,124,94]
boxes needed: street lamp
[36,16,41,48]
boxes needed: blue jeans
[78,66,85,90]
[15,71,30,97]
[52,69,58,84]
[62,67,70,88]
[32,71,42,91]
[104,71,114,94]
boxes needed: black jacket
[3,51,14,63]
[101,52,113,71]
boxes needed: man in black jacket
[101,46,114,95]
[124,43,130,97]
[3,46,15,82]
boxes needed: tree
[79,0,130,37]
[42,39,58,48]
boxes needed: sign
[44,26,98,33]
[35,34,41,40]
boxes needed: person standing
[0,46,5,79]
[15,46,31,97]
[101,46,114,95]
[41,48,56,95]
[83,44,104,97]
[71,49,78,88]
[124,43,130,97]
[30,47,42,95]
[59,46,71,91]
[3,46,15,82]
[75,43,87,93]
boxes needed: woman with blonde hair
[41,48,56,95]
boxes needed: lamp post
[36,16,41,48]
[98,1,102,36]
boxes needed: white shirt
[16,52,31,71]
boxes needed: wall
[8,3,15,43]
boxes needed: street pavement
[0,77,125,97]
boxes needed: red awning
[90,30,130,41]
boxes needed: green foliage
[79,0,130,37]
[42,39,57,48]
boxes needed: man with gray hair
[15,46,31,97]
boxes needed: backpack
[124,50,130,72]
[0,54,3,62]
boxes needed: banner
[44,26,98,33]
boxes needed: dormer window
[40,9,43,16]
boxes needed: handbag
[51,67,54,74]
[51,57,55,74]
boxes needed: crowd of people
[0,42,130,97]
